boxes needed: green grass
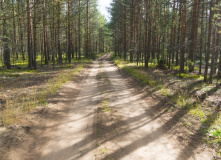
[102,104,111,113]
[189,106,206,121]
[101,100,111,113]
[101,148,106,154]
[4,73,20,78]
[172,93,192,108]
[206,114,221,145]
[1,54,92,70]
[182,118,192,127]
[124,67,159,87]
[207,128,221,144]
[159,87,173,97]
[102,100,108,104]
[165,63,199,71]
[0,63,89,126]
[176,73,204,80]
[2,68,37,74]
[114,59,161,88]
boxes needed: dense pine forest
[0,0,221,160]
[1,0,221,83]
[109,0,221,84]
[0,0,110,71]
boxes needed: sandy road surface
[39,60,100,160]
[37,54,192,160]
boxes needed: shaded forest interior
[1,0,221,85]
[109,0,221,84]
[0,0,111,72]
[0,0,221,158]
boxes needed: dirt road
[1,54,211,160]
[34,54,193,160]
[39,60,99,160]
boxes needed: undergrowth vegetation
[176,73,204,80]
[114,59,162,88]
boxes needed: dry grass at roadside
[0,62,90,126]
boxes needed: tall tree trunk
[151,0,158,60]
[214,0,220,74]
[172,2,177,64]
[43,0,48,65]
[204,0,214,82]
[27,0,33,69]
[199,0,204,74]
[52,2,55,70]
[144,0,148,68]
[180,0,187,73]
[57,0,62,64]
[68,0,71,63]
[88,1,91,57]
[209,26,216,84]
[217,19,221,78]
[2,1,11,69]
[130,0,134,63]
[85,0,89,58]
[176,2,182,66]
[33,0,37,69]
[78,0,81,60]
[17,0,25,61]
[169,0,176,69]
[12,0,16,66]
[124,0,127,61]
[147,0,152,67]
[189,0,199,72]
[72,20,75,59]
[136,0,141,66]
[218,51,221,78]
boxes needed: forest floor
[0,54,219,160]
[0,60,91,125]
